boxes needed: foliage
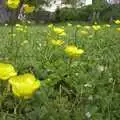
[55,7,92,22]
[55,4,120,22]
[62,0,84,7]
[0,21,120,119]
[92,0,108,11]
[101,4,120,21]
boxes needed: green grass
[0,24,120,120]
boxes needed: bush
[55,4,120,23]
[55,6,93,22]
[101,4,120,22]
[27,10,55,23]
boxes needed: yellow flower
[16,24,22,31]
[53,27,66,36]
[67,23,72,27]
[48,24,53,28]
[16,27,24,32]
[105,24,111,28]
[9,73,40,99]
[53,27,64,34]
[23,4,35,14]
[27,21,31,24]
[94,22,97,25]
[116,28,120,32]
[65,45,84,58]
[21,40,29,46]
[84,26,91,30]
[80,30,88,35]
[5,24,8,27]
[51,39,64,46]
[16,24,21,27]
[92,25,101,31]
[7,0,20,9]
[11,33,16,37]
[114,20,120,24]
[0,63,17,80]
[16,24,27,32]
[76,25,81,28]
[59,32,66,36]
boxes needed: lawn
[0,23,120,120]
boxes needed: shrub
[55,4,120,23]
[101,4,120,22]
[55,6,93,22]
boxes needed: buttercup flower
[76,25,81,28]
[27,21,31,24]
[116,28,120,32]
[51,39,64,46]
[48,24,53,28]
[21,40,29,46]
[16,24,27,32]
[67,23,72,27]
[16,24,23,31]
[92,25,101,31]
[16,24,21,27]
[11,33,16,37]
[80,30,88,35]
[65,45,84,58]
[23,4,35,14]
[5,24,8,27]
[114,20,120,24]
[94,22,97,25]
[0,63,17,80]
[59,32,66,36]
[105,24,111,28]
[7,0,20,9]
[9,73,40,99]
[53,27,65,35]
[84,26,91,30]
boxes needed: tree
[92,0,108,22]
[62,0,85,8]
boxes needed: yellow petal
[7,0,20,9]
[0,63,17,80]
[9,73,40,99]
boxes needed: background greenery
[54,4,120,23]
[2,0,120,24]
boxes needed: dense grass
[0,23,120,120]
